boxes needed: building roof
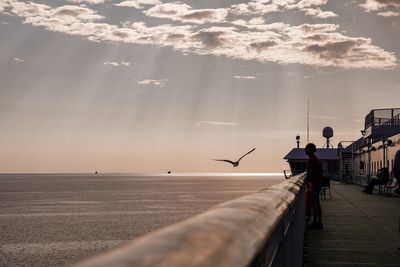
[283,148,339,160]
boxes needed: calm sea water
[0,173,283,267]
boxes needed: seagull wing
[212,159,236,166]
[237,148,256,162]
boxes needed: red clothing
[306,154,323,186]
[305,182,312,217]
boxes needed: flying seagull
[212,148,256,167]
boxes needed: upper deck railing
[73,173,306,267]
[381,113,400,127]
[364,108,400,139]
[364,108,400,129]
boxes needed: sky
[0,0,399,173]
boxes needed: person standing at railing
[393,150,400,196]
[305,143,323,229]
[392,149,400,250]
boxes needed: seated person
[362,167,389,194]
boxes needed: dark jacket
[306,154,323,186]
[393,150,400,180]
[376,167,389,185]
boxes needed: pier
[306,182,400,266]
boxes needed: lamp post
[338,142,343,182]
[361,130,371,182]
[383,139,393,169]
[367,139,372,182]
[383,140,386,168]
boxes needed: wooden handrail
[73,173,306,267]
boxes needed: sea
[0,173,283,267]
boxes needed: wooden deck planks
[305,182,400,266]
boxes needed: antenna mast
[307,98,309,143]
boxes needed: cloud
[7,1,51,17]
[104,61,130,66]
[13,57,24,62]
[68,0,106,4]
[0,2,8,12]
[114,0,160,9]
[303,8,337,18]
[248,17,265,25]
[377,10,400,17]
[360,0,400,13]
[196,121,239,126]
[137,79,168,87]
[229,0,337,19]
[192,30,226,48]
[2,1,397,69]
[249,41,278,52]
[304,40,361,59]
[7,2,104,27]
[144,3,228,24]
[52,5,104,21]
[234,75,257,80]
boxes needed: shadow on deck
[305,182,400,266]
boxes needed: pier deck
[306,182,400,266]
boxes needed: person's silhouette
[305,143,323,229]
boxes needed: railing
[382,114,400,126]
[364,108,400,129]
[73,173,306,267]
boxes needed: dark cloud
[166,33,185,41]
[375,0,400,7]
[55,9,81,17]
[52,5,103,21]
[303,34,329,41]
[249,41,277,52]
[360,0,400,13]
[192,31,225,48]
[112,30,129,39]
[155,9,177,15]
[55,6,87,17]
[182,10,217,20]
[300,24,337,33]
[304,40,363,59]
